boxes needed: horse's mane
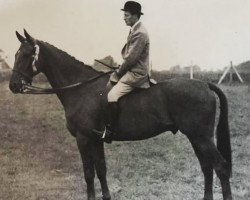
[37,40,99,73]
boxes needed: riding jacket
[111,21,150,88]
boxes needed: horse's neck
[37,41,98,89]
[36,41,104,108]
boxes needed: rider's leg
[106,81,134,128]
[94,82,134,142]
[107,81,134,103]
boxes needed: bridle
[13,43,113,94]
[31,44,41,76]
[12,43,40,89]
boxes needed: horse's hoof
[88,196,96,200]
[103,197,111,200]
[102,195,111,200]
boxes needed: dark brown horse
[9,30,233,200]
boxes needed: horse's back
[117,78,216,139]
[121,78,214,105]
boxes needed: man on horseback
[97,1,150,142]
[10,28,233,200]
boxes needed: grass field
[0,81,249,200]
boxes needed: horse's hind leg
[189,137,232,200]
[205,143,232,200]
[92,141,111,200]
[76,133,96,200]
[189,139,214,200]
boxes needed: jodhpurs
[107,81,134,102]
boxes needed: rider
[96,1,150,142]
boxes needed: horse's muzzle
[9,82,24,93]
[9,70,32,94]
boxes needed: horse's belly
[114,115,173,141]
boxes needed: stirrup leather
[92,126,113,144]
[101,126,107,139]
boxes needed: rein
[22,71,113,94]
[15,42,115,95]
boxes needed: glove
[106,80,114,91]
[109,70,121,83]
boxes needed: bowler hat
[121,1,144,15]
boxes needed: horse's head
[9,30,41,93]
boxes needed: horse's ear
[16,31,26,43]
[23,29,35,44]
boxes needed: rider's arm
[117,32,147,77]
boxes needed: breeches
[107,81,134,102]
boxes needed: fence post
[231,61,244,83]
[190,61,193,79]
[229,61,233,84]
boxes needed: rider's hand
[109,70,120,83]
[106,80,114,91]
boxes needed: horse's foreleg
[92,141,111,200]
[189,139,213,200]
[76,133,96,200]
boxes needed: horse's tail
[208,82,232,176]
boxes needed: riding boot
[93,102,119,143]
[105,102,119,131]
[102,102,118,143]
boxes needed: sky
[1,0,250,71]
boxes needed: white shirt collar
[131,20,140,32]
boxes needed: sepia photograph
[0,0,249,199]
